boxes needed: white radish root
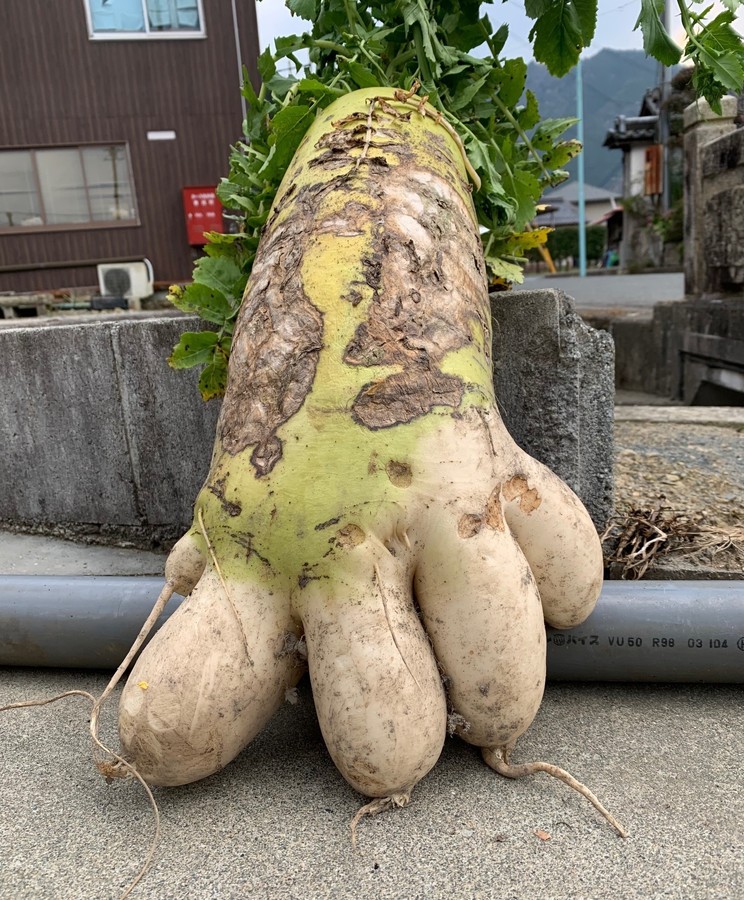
[118,564,305,786]
[297,533,447,799]
[482,747,628,838]
[414,507,546,750]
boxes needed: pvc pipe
[0,577,742,682]
[0,576,180,669]
[547,581,744,683]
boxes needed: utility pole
[577,56,587,277]
[658,1,673,212]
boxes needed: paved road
[514,272,685,310]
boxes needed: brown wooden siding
[0,0,260,293]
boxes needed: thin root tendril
[350,791,412,849]
[482,747,627,838]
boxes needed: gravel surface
[611,418,744,576]
[614,421,744,527]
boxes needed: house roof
[534,203,583,227]
[542,182,619,204]
[604,85,660,149]
[603,118,657,148]
[535,183,619,227]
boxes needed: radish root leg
[482,747,628,838]
[349,791,411,849]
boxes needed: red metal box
[182,186,223,245]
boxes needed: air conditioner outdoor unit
[96,259,154,310]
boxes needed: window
[0,145,138,231]
[85,0,204,39]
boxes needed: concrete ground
[0,530,166,576]
[1,671,742,900]
[2,529,743,899]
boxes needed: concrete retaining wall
[491,290,615,527]
[0,316,219,545]
[591,297,744,403]
[0,290,614,546]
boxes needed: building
[603,87,661,199]
[0,0,260,295]
[535,181,619,228]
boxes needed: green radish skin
[119,87,603,797]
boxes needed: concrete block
[603,316,657,394]
[1,296,616,541]
[0,322,138,524]
[491,289,615,529]
[0,316,218,541]
[110,318,220,530]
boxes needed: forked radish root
[117,86,613,818]
[113,86,619,833]
[2,85,622,894]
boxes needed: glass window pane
[0,151,42,228]
[147,0,200,31]
[82,146,136,221]
[36,149,90,225]
[88,0,146,33]
[176,0,200,29]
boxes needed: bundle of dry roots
[602,499,744,579]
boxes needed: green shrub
[546,225,606,262]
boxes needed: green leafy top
[169,0,744,399]
[634,0,744,113]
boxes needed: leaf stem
[676,0,705,56]
[490,93,552,181]
[357,41,390,82]
[312,38,352,58]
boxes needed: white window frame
[83,0,206,41]
[0,143,140,234]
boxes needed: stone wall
[684,96,741,297]
[700,128,744,294]
[0,291,615,546]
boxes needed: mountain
[526,49,659,194]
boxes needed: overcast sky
[254,0,741,62]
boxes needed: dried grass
[601,499,744,580]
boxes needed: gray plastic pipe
[0,576,177,670]
[548,580,744,682]
[0,576,742,681]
